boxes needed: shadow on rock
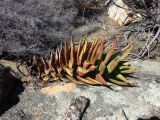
[138,116,160,120]
[0,65,25,116]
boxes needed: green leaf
[107,45,132,73]
[109,78,129,86]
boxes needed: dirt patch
[41,83,77,95]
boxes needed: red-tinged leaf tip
[76,66,90,76]
[77,38,88,65]
[88,38,97,56]
[90,40,101,64]
[88,65,97,71]
[99,40,118,74]
[97,39,104,60]
[121,43,132,52]
[86,77,102,84]
[96,73,111,86]
[77,39,82,62]
[83,60,90,69]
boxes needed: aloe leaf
[99,40,117,74]
[90,40,100,64]
[88,65,97,71]
[42,76,50,82]
[87,37,98,60]
[63,66,73,76]
[86,77,102,84]
[49,51,54,67]
[103,42,110,53]
[41,58,50,74]
[120,68,138,73]
[77,38,88,65]
[90,39,105,64]
[83,60,90,68]
[116,74,131,84]
[59,42,65,65]
[121,43,131,52]
[49,53,58,74]
[55,48,59,63]
[65,75,85,84]
[50,70,56,78]
[119,65,131,70]
[64,41,69,65]
[104,41,109,48]
[95,73,111,86]
[57,67,63,75]
[119,45,132,61]
[69,39,74,69]
[76,66,90,76]
[41,73,50,82]
[107,45,132,73]
[103,40,117,64]
[109,78,129,86]
[77,39,82,62]
[77,76,98,85]
[97,39,104,60]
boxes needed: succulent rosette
[26,37,137,87]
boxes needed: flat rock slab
[0,60,160,120]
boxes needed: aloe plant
[27,37,137,86]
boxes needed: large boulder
[0,60,160,119]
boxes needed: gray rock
[0,109,33,120]
[0,60,160,120]
[64,96,89,120]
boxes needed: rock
[0,60,31,82]
[107,0,134,25]
[0,109,33,120]
[0,60,160,119]
[41,83,77,96]
[64,96,90,120]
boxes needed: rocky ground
[0,59,160,120]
